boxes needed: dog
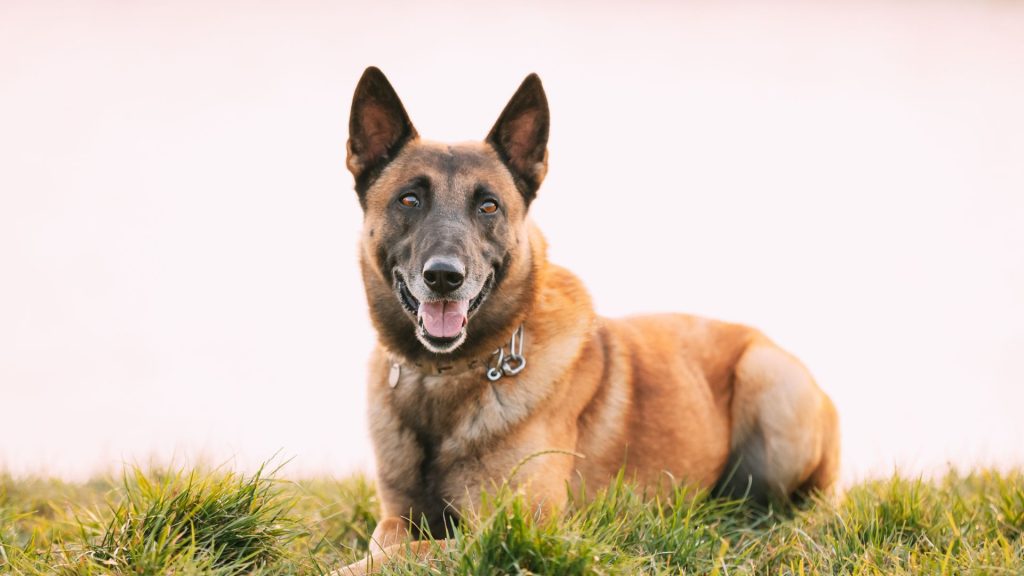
[336,67,839,574]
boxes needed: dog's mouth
[395,271,494,352]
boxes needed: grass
[1,464,1022,575]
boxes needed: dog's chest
[389,368,528,455]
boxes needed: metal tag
[388,362,401,388]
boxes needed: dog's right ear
[486,73,550,207]
[347,67,418,204]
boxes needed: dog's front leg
[330,515,409,576]
[333,541,447,576]
[367,515,411,555]
[332,518,447,576]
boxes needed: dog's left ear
[347,67,419,204]
[486,73,549,206]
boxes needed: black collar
[388,324,526,386]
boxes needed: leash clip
[487,348,505,382]
[488,324,527,381]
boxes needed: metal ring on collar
[502,354,526,376]
[487,347,505,381]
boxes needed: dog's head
[347,67,549,355]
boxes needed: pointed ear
[347,67,418,202]
[486,73,549,205]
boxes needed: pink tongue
[418,300,470,339]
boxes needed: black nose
[422,257,465,294]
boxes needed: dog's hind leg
[717,341,840,503]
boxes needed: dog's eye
[399,193,421,208]
[479,200,499,214]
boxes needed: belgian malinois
[337,67,840,574]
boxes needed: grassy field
[1,463,1022,575]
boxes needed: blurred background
[1,1,1022,483]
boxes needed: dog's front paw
[368,516,412,555]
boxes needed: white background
[2,1,1022,482]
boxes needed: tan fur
[333,69,839,575]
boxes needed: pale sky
[1,1,1022,483]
